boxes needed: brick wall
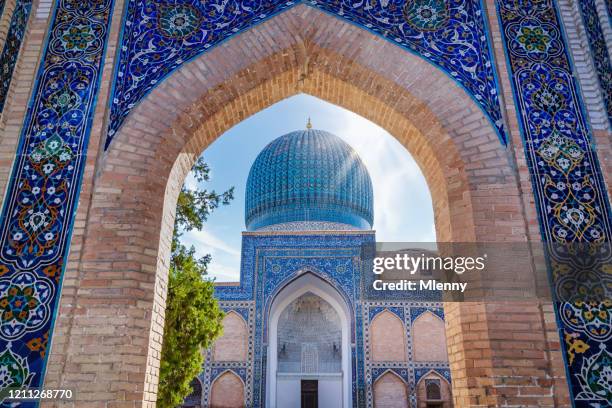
[209,372,244,408]
[412,312,448,363]
[370,311,407,362]
[373,372,409,408]
[212,312,248,362]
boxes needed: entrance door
[301,380,318,408]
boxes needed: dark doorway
[301,380,318,408]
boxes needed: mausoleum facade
[185,127,452,407]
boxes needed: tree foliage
[157,157,234,408]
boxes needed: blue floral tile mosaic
[0,0,115,404]
[497,1,612,406]
[107,0,507,148]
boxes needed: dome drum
[246,206,372,231]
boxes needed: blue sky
[181,94,435,281]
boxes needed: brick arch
[209,370,245,408]
[212,311,248,362]
[101,5,519,244]
[50,4,539,406]
[370,310,407,362]
[412,311,448,362]
[373,370,409,408]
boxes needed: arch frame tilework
[414,368,452,407]
[369,308,408,363]
[497,0,612,406]
[202,301,255,407]
[208,368,247,408]
[414,368,451,386]
[213,310,249,362]
[262,266,356,336]
[362,301,449,408]
[0,0,115,403]
[371,370,410,408]
[106,0,508,147]
[410,310,448,364]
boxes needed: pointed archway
[43,5,565,406]
[267,272,352,408]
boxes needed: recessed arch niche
[267,272,352,408]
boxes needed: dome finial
[306,117,312,129]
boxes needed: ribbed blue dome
[245,129,374,231]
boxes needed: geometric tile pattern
[577,0,612,126]
[107,0,508,148]
[0,0,115,404]
[208,233,449,407]
[497,1,612,406]
[215,233,371,407]
[0,0,33,113]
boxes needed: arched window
[210,371,244,408]
[426,379,441,400]
[213,311,248,361]
[373,371,409,408]
[412,311,447,362]
[268,272,351,408]
[416,372,451,408]
[370,310,407,362]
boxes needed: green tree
[157,157,234,408]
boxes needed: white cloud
[183,229,242,281]
[207,261,241,282]
[330,108,434,242]
[183,172,198,190]
[183,229,240,257]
